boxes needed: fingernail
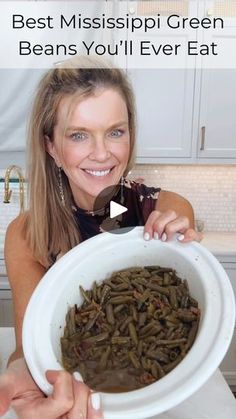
[90,392,101,410]
[154,232,159,240]
[161,233,167,242]
[144,232,150,241]
[73,371,83,382]
[177,234,185,241]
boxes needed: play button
[110,201,128,219]
[92,182,136,235]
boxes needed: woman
[0,56,201,418]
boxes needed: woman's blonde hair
[25,56,136,267]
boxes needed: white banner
[0,1,236,69]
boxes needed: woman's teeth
[84,169,112,177]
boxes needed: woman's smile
[81,166,115,178]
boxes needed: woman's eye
[110,129,124,138]
[70,132,87,141]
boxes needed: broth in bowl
[61,265,200,392]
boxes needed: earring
[58,166,65,206]
[120,175,124,204]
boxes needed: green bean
[128,322,138,346]
[129,351,141,369]
[110,290,134,296]
[100,284,111,305]
[138,312,147,327]
[120,316,133,333]
[113,304,125,314]
[66,306,76,335]
[131,305,138,322]
[151,362,159,379]
[146,282,170,296]
[137,340,143,357]
[98,346,111,370]
[79,286,91,304]
[146,349,169,364]
[169,286,179,309]
[105,304,115,325]
[109,296,133,304]
[163,272,172,285]
[163,353,185,373]
[177,309,198,323]
[139,322,156,336]
[111,336,131,345]
[84,311,100,332]
[82,332,109,344]
[155,361,165,378]
[155,338,187,346]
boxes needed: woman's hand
[0,358,103,419]
[144,209,202,243]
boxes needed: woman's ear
[44,135,61,167]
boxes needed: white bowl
[23,227,235,419]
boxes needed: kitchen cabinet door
[130,69,195,161]
[0,275,14,327]
[0,289,14,327]
[197,68,236,160]
[125,0,197,161]
[197,0,236,159]
[0,298,14,327]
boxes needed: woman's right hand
[0,358,103,419]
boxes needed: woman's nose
[89,138,111,161]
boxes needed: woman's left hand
[144,210,202,243]
[0,358,103,419]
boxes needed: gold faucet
[4,165,25,213]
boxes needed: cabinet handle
[200,126,206,150]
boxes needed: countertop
[201,232,236,257]
[1,328,236,419]
[0,231,236,262]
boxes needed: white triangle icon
[110,201,128,219]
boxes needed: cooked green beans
[61,266,200,392]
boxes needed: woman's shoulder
[4,210,32,261]
[157,190,193,212]
[5,210,47,270]
[5,211,29,238]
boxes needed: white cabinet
[197,68,236,159]
[126,0,197,162]
[197,2,236,159]
[125,0,236,163]
[0,276,14,327]
[130,69,195,161]
[194,1,236,161]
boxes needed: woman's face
[47,88,130,210]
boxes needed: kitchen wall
[0,164,236,232]
[128,164,236,232]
